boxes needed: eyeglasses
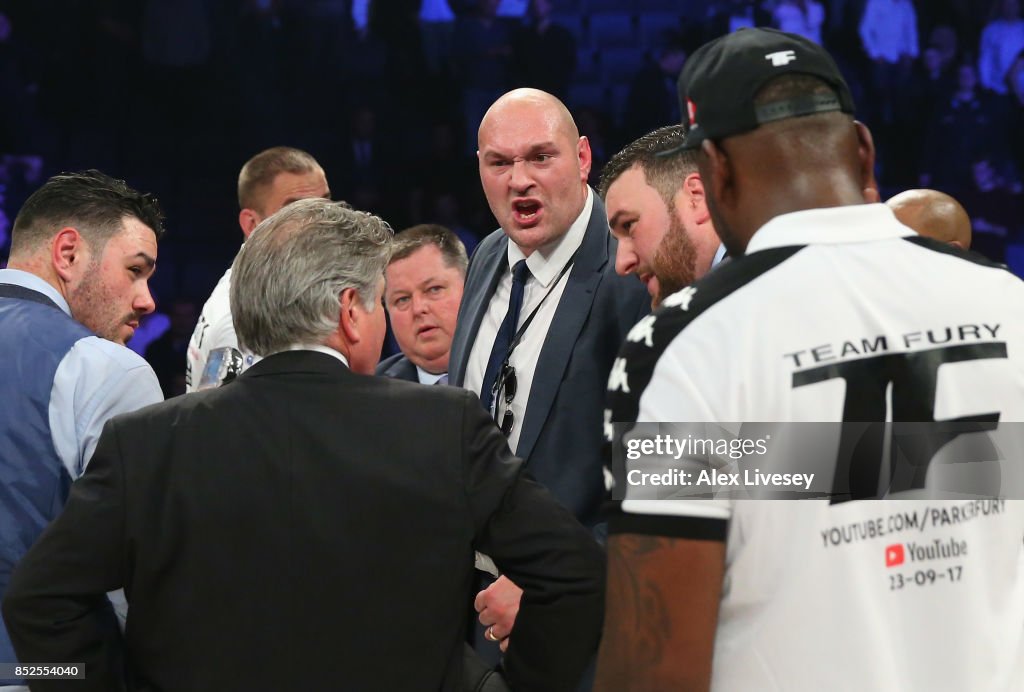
[493,363,517,437]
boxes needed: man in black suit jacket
[447,88,648,654]
[376,224,468,385]
[2,200,604,692]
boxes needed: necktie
[436,373,449,385]
[481,259,529,411]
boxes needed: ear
[339,287,363,345]
[854,120,879,203]
[51,227,87,282]
[700,139,732,214]
[239,208,261,239]
[577,135,593,182]
[682,172,711,224]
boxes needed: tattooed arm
[594,532,726,691]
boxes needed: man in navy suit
[377,224,468,384]
[447,88,649,650]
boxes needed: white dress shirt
[416,367,447,385]
[464,188,594,454]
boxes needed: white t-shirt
[608,204,1024,690]
[185,266,258,392]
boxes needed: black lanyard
[499,248,578,369]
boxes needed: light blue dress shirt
[0,269,163,479]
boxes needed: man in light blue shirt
[0,170,164,688]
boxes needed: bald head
[478,88,579,146]
[887,189,972,250]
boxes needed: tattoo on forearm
[606,535,675,672]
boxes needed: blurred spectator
[419,0,456,77]
[772,0,826,45]
[370,0,424,96]
[339,104,388,192]
[621,35,687,144]
[140,0,212,140]
[912,46,955,113]
[496,0,528,18]
[978,0,1024,95]
[928,24,959,72]
[714,0,769,37]
[511,0,577,101]
[960,156,1024,261]
[859,0,919,125]
[453,0,514,153]
[404,120,477,229]
[352,0,370,37]
[920,62,1002,193]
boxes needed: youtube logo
[885,544,905,567]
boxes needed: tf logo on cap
[673,28,855,151]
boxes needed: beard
[650,212,698,307]
[69,266,139,344]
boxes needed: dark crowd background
[0,0,1021,395]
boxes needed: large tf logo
[792,343,1007,503]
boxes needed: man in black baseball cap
[662,27,879,257]
[593,27,1024,691]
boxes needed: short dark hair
[598,125,699,212]
[11,169,165,256]
[388,224,468,276]
[237,146,322,213]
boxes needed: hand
[474,575,523,648]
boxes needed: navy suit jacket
[448,195,650,529]
[375,353,419,382]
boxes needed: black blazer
[448,196,651,529]
[3,351,604,692]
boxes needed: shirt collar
[712,242,728,267]
[285,344,350,368]
[507,186,593,288]
[745,203,915,255]
[0,268,72,316]
[416,366,446,385]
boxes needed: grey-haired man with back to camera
[4,198,604,692]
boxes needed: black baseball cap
[671,28,855,151]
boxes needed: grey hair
[230,198,393,356]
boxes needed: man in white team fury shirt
[596,28,1024,691]
[186,147,330,391]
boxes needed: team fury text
[784,324,1001,368]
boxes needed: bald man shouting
[446,88,648,673]
[887,188,972,249]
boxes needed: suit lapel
[449,235,507,387]
[516,199,609,461]
[383,356,418,382]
